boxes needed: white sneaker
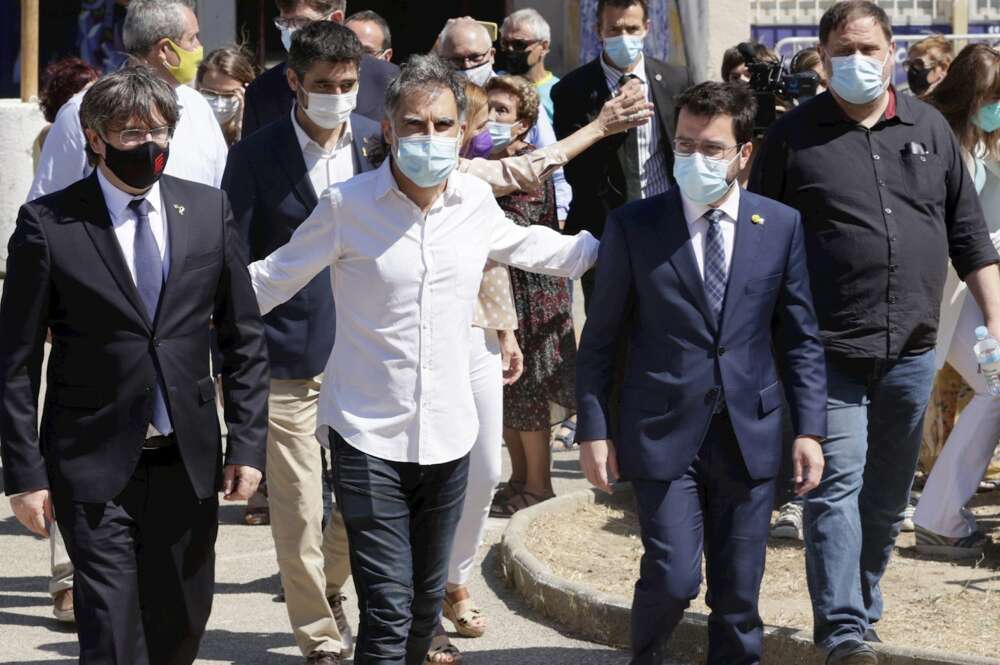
[771,501,804,540]
[900,495,917,533]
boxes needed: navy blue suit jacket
[241,56,398,139]
[575,187,827,482]
[222,112,381,380]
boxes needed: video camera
[738,42,821,135]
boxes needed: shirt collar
[680,184,741,227]
[96,167,162,223]
[816,86,914,127]
[600,52,647,86]
[290,105,354,155]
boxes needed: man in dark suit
[0,66,269,665]
[551,0,689,303]
[576,82,828,665]
[223,21,380,665]
[242,0,399,138]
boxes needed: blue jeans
[803,351,935,653]
[330,432,469,665]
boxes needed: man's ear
[383,48,394,62]
[739,140,754,170]
[285,67,299,94]
[155,37,178,67]
[330,10,345,24]
[84,128,105,160]
[381,118,393,147]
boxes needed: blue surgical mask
[604,34,645,70]
[394,134,460,188]
[973,101,1000,133]
[673,152,737,205]
[829,52,890,105]
[487,121,515,152]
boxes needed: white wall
[0,100,46,272]
[196,0,238,52]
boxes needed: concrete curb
[499,489,998,665]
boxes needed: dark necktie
[618,74,642,202]
[129,198,172,434]
[703,208,727,323]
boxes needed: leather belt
[142,434,176,450]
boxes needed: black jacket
[223,112,381,380]
[0,174,270,503]
[552,55,689,238]
[242,55,399,138]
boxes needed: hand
[498,330,524,385]
[596,80,655,136]
[11,489,53,538]
[222,465,262,501]
[792,436,825,497]
[579,439,620,494]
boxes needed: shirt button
[884,207,892,215]
[873,154,881,160]
[889,265,898,273]
[888,296,898,304]
[878,179,886,187]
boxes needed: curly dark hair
[39,58,100,123]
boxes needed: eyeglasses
[445,50,492,70]
[363,46,388,58]
[273,14,331,31]
[110,126,173,146]
[500,38,540,52]
[672,139,742,160]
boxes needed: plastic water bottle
[973,326,1000,396]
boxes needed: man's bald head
[438,18,492,60]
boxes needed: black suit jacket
[552,56,690,238]
[223,112,380,380]
[242,55,399,138]
[0,174,270,503]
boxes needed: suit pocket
[50,385,105,410]
[184,251,218,272]
[745,273,782,295]
[759,381,782,416]
[197,376,216,405]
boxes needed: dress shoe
[827,639,878,665]
[53,589,75,623]
[306,650,341,665]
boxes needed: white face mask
[300,87,357,129]
[457,61,493,87]
[281,26,297,52]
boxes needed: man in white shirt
[222,21,383,665]
[28,0,227,201]
[249,54,598,665]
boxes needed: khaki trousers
[267,377,351,656]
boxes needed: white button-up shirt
[290,107,357,198]
[601,53,670,199]
[28,83,228,202]
[97,168,170,282]
[681,185,741,280]
[250,161,598,465]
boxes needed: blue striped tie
[703,208,727,323]
[129,198,172,435]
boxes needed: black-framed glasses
[673,139,742,160]
[445,50,492,69]
[500,38,541,52]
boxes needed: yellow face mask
[164,39,203,85]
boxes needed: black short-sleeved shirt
[749,89,998,360]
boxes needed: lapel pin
[655,73,663,82]
[751,214,765,225]
[173,204,185,216]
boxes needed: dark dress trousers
[242,55,399,139]
[575,187,827,664]
[0,173,269,665]
[223,112,380,380]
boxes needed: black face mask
[501,49,532,75]
[102,140,169,190]
[907,65,932,96]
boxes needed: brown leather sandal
[426,627,463,663]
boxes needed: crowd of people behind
[2,1,999,665]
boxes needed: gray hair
[80,66,179,165]
[437,18,492,55]
[123,0,195,56]
[385,53,467,123]
[501,9,551,43]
